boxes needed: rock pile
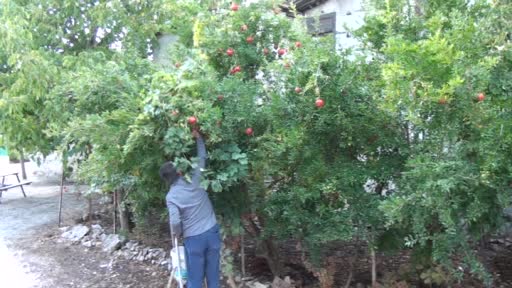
[60,224,169,268]
[115,240,168,266]
[243,276,294,288]
[60,224,299,287]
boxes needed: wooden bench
[0,172,32,203]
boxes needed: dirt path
[0,240,41,288]
[0,184,84,287]
[0,163,169,288]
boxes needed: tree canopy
[1,0,511,286]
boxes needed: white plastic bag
[170,245,187,281]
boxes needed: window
[305,12,336,35]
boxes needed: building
[154,0,367,66]
[280,0,366,50]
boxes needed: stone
[91,224,104,239]
[59,226,70,232]
[247,281,270,288]
[490,243,504,252]
[272,277,293,288]
[501,223,512,237]
[102,234,127,254]
[81,235,91,243]
[356,284,365,288]
[504,207,512,221]
[82,241,93,248]
[99,195,112,205]
[125,240,137,250]
[61,224,90,242]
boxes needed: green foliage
[1,0,511,284]
[0,0,177,155]
[358,0,512,283]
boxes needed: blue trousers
[184,224,221,288]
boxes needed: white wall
[303,0,366,50]
[227,0,367,50]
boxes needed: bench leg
[15,173,27,198]
[20,186,27,198]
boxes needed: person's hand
[192,129,201,139]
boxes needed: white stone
[59,226,70,232]
[91,224,104,239]
[82,241,93,248]
[61,225,90,242]
[101,234,126,254]
[272,276,293,288]
[247,281,270,288]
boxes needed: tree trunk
[241,230,246,278]
[58,159,65,227]
[263,238,283,276]
[58,150,67,227]
[344,255,355,288]
[20,150,27,180]
[88,196,93,226]
[113,191,117,234]
[371,247,377,287]
[297,240,335,288]
[241,212,284,277]
[345,234,362,288]
[116,188,130,233]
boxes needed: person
[159,130,221,288]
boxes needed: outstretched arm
[191,131,207,187]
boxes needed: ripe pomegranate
[315,98,325,108]
[188,116,197,125]
[477,92,485,102]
